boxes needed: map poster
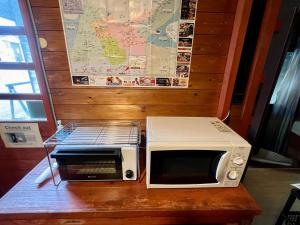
[59,0,198,88]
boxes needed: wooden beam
[19,0,57,133]
[217,0,253,119]
[238,0,282,137]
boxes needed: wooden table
[0,158,261,225]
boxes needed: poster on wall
[59,0,198,88]
[0,123,43,148]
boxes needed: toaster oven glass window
[62,158,122,180]
[51,148,123,181]
[150,150,226,184]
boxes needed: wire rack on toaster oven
[44,121,140,147]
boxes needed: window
[0,0,55,130]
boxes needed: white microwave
[146,117,251,188]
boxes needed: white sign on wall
[0,123,43,148]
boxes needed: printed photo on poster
[131,77,140,86]
[0,123,44,148]
[140,77,156,86]
[122,77,132,87]
[179,23,194,38]
[172,78,188,87]
[106,76,123,86]
[177,52,191,63]
[181,0,197,20]
[129,56,146,70]
[156,78,171,86]
[89,76,106,86]
[176,65,190,77]
[62,0,83,14]
[178,38,193,49]
[72,76,89,85]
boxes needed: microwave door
[150,150,227,185]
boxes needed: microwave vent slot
[210,121,231,133]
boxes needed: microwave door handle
[215,152,230,182]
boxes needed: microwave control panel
[224,147,250,186]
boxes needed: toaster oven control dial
[227,171,239,180]
[232,157,244,166]
[125,170,134,179]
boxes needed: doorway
[249,2,300,167]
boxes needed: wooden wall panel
[38,31,65,52]
[0,0,240,197]
[29,0,59,7]
[31,8,62,31]
[51,89,220,105]
[42,52,69,71]
[0,0,239,197]
[29,0,237,125]
[55,104,218,120]
[197,0,238,13]
[193,35,231,55]
[191,55,227,73]
[195,13,235,35]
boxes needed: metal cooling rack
[44,121,140,147]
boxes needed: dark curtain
[264,39,300,153]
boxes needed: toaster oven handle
[50,148,121,158]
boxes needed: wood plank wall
[0,0,239,197]
[29,0,238,131]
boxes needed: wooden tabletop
[0,156,261,225]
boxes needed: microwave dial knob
[125,170,134,179]
[233,157,244,166]
[227,171,239,180]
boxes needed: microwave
[146,117,251,188]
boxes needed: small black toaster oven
[51,145,137,181]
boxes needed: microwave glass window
[150,150,226,184]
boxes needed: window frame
[0,0,56,134]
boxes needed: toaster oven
[44,122,140,182]
[51,145,138,181]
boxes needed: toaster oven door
[150,150,226,185]
[51,147,123,181]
